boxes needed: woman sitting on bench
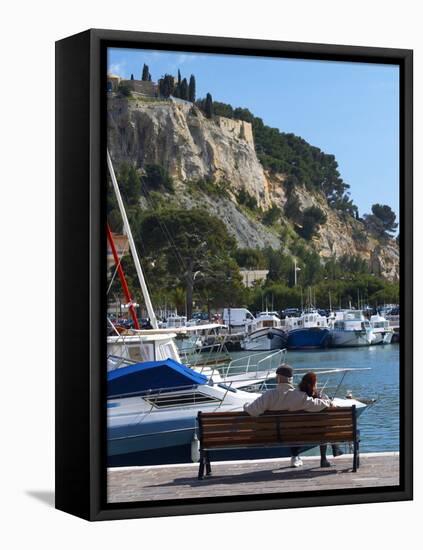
[298,372,344,467]
[244,364,332,468]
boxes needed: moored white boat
[369,314,394,344]
[242,312,287,351]
[329,310,379,347]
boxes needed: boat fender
[268,332,274,340]
[191,432,200,462]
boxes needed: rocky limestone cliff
[108,97,271,209]
[108,96,399,281]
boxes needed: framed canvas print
[55,29,413,521]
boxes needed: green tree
[142,164,174,193]
[137,208,241,318]
[117,83,131,97]
[300,206,327,240]
[237,188,258,210]
[264,248,295,285]
[158,74,175,97]
[130,73,134,80]
[180,78,188,100]
[284,193,301,222]
[369,204,398,236]
[116,163,140,207]
[189,75,196,102]
[205,93,213,118]
[262,204,280,226]
[142,64,150,81]
[234,248,267,269]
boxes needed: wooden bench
[197,406,360,479]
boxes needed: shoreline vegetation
[108,64,399,319]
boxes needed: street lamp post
[294,258,301,287]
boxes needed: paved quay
[107,452,399,503]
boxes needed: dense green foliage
[233,248,267,269]
[117,82,131,97]
[245,248,398,311]
[237,188,258,211]
[158,74,175,98]
[187,177,230,199]
[262,204,281,226]
[143,164,174,193]
[131,208,244,318]
[300,206,327,240]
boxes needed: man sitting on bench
[243,364,332,468]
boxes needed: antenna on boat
[107,149,158,329]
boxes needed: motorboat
[243,311,287,351]
[369,314,394,344]
[329,310,379,347]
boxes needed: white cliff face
[108,96,399,281]
[108,97,271,209]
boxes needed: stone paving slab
[107,452,400,503]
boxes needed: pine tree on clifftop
[180,78,188,100]
[205,93,213,118]
[142,64,150,81]
[189,75,196,102]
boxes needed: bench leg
[356,435,360,470]
[353,440,359,472]
[198,451,205,480]
[205,452,212,476]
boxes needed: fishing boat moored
[242,311,287,351]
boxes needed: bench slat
[202,434,354,448]
[200,418,353,430]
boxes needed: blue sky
[108,48,399,221]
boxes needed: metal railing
[108,381,240,412]
[178,337,232,373]
[219,349,286,379]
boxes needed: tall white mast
[107,149,158,329]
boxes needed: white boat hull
[330,329,378,347]
[243,328,287,351]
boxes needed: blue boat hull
[287,328,331,350]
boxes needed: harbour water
[229,345,400,453]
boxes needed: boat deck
[107,451,399,503]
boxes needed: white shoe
[290,456,303,468]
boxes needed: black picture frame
[55,28,413,521]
